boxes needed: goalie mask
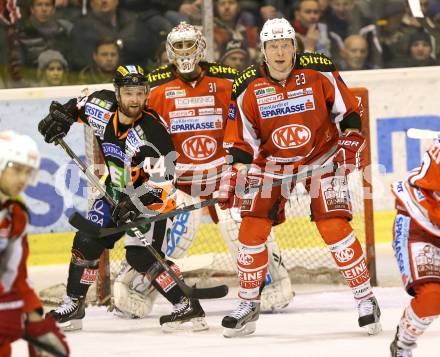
[166,22,207,74]
[260,18,297,65]
[0,130,40,185]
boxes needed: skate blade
[162,317,209,333]
[223,321,256,338]
[364,321,382,335]
[59,319,83,332]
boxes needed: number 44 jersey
[148,62,237,194]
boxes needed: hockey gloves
[112,189,163,226]
[38,101,75,143]
[333,130,366,170]
[26,315,70,357]
[0,291,24,344]
[218,167,247,210]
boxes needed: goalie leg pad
[166,190,202,259]
[261,233,295,312]
[113,260,158,319]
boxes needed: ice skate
[357,296,382,335]
[390,327,415,357]
[47,296,86,331]
[222,300,260,338]
[159,297,208,332]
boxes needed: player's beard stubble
[119,100,144,119]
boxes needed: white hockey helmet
[0,130,40,184]
[166,22,207,74]
[260,18,296,61]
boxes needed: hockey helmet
[260,18,297,62]
[166,22,206,73]
[0,130,40,184]
[113,65,148,89]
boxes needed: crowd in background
[0,0,439,88]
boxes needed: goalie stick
[56,138,228,300]
[407,128,440,139]
[70,163,339,237]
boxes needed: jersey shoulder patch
[86,90,118,112]
[232,64,262,99]
[295,52,336,72]
[147,64,176,88]
[203,62,237,80]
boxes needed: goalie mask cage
[80,87,376,306]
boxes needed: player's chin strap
[55,138,228,300]
[71,161,339,238]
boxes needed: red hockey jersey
[0,199,41,312]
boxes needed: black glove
[38,101,75,143]
[112,188,164,226]
[112,192,142,226]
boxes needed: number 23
[295,73,306,86]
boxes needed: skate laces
[55,296,79,314]
[358,297,375,317]
[171,297,191,316]
[230,300,255,319]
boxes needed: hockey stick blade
[70,164,337,237]
[179,282,229,299]
[407,128,440,139]
[23,335,68,357]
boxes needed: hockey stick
[407,128,440,139]
[56,138,228,299]
[70,163,338,237]
[23,335,68,357]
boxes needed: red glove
[0,292,24,344]
[26,315,70,357]
[218,167,247,210]
[333,130,366,169]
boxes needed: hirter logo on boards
[181,135,217,161]
[271,124,311,149]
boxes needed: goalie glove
[38,101,75,144]
[333,130,366,170]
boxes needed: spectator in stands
[36,49,69,86]
[378,0,438,68]
[339,34,371,70]
[70,0,139,70]
[214,0,258,60]
[406,30,438,67]
[78,37,119,84]
[178,0,203,25]
[54,0,83,21]
[220,39,249,71]
[153,41,169,67]
[18,0,73,69]
[291,0,331,56]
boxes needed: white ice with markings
[12,286,440,357]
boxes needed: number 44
[143,156,166,177]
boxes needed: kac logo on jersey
[182,135,217,161]
[259,95,315,119]
[271,124,311,149]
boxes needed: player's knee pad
[72,231,107,262]
[166,190,202,259]
[315,217,353,245]
[238,216,272,246]
[412,283,440,318]
[125,246,156,273]
[113,260,158,318]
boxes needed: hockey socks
[237,243,268,300]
